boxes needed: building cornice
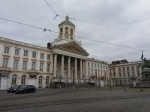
[0,37,51,52]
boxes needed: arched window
[46,76,49,85]
[39,76,43,85]
[21,75,26,84]
[70,28,73,39]
[12,74,17,85]
[60,27,63,36]
[65,27,68,34]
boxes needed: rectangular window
[4,47,9,53]
[32,62,36,70]
[40,63,44,71]
[32,52,36,58]
[47,54,50,60]
[47,63,50,71]
[131,66,134,70]
[127,71,130,77]
[88,69,90,75]
[14,59,19,69]
[40,53,44,59]
[24,50,28,56]
[127,67,129,70]
[3,58,9,67]
[23,61,27,70]
[15,49,19,55]
[122,67,125,70]
[119,68,121,71]
[136,66,139,69]
[103,65,105,69]
[29,75,36,78]
[137,70,140,76]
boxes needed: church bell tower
[58,15,75,40]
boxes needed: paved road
[0,87,150,112]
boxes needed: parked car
[7,85,20,93]
[136,83,141,86]
[16,85,36,94]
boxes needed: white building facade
[109,60,143,86]
[0,16,108,90]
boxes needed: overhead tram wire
[43,0,150,36]
[27,15,58,41]
[28,13,58,41]
[1,17,150,53]
[44,0,150,36]
[49,30,150,53]
[44,0,59,17]
[0,18,43,30]
[69,18,150,36]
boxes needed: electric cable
[1,17,150,53]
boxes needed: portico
[52,53,88,87]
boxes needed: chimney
[47,42,51,48]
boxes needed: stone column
[85,60,88,79]
[80,59,82,79]
[68,57,70,78]
[53,54,57,77]
[50,54,53,73]
[134,65,137,77]
[90,62,92,76]
[75,58,77,79]
[61,55,64,78]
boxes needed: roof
[58,16,75,27]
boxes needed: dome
[58,16,75,27]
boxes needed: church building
[0,16,108,90]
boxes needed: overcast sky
[0,0,150,63]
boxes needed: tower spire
[66,14,69,20]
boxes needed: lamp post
[73,72,75,88]
[88,78,91,89]
[59,75,61,88]
[83,75,85,88]
[98,77,101,91]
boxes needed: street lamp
[82,75,85,88]
[59,75,61,88]
[98,77,101,90]
[88,77,91,89]
[73,71,75,88]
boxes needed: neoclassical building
[109,59,143,86]
[0,16,108,90]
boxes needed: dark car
[16,85,36,94]
[7,85,20,93]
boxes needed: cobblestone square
[0,87,150,112]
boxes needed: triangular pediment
[53,42,89,56]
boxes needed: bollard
[89,85,90,90]
[77,85,78,91]
[124,86,126,91]
[98,85,101,91]
[110,86,112,91]
[140,86,143,92]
